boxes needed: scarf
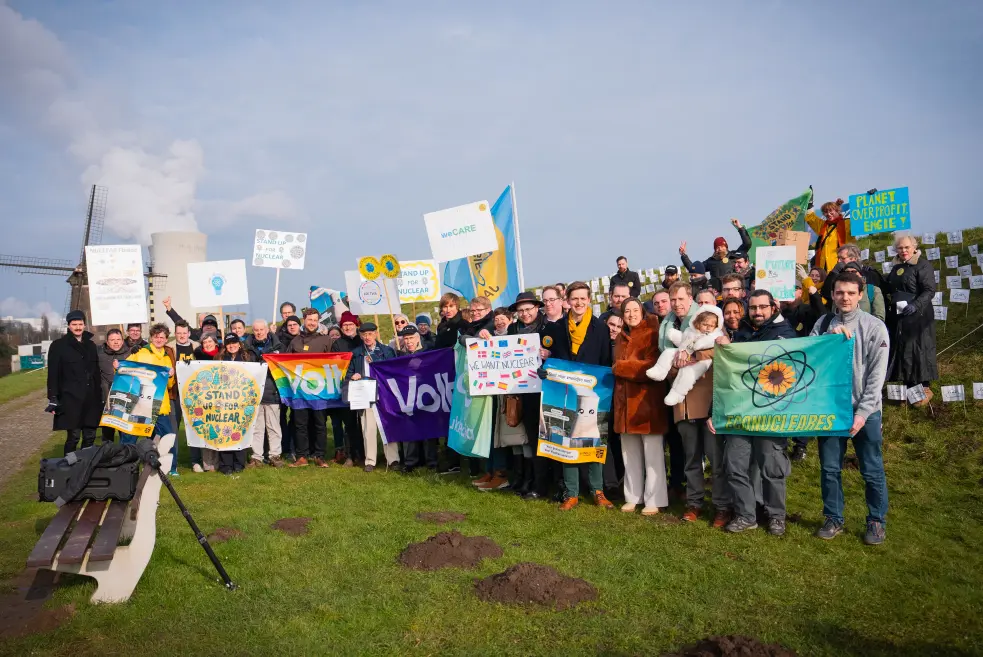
[568,307,592,356]
[823,215,848,247]
[202,345,219,358]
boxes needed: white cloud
[0,297,63,326]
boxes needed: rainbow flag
[264,353,352,410]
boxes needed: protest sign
[926,247,940,261]
[886,384,905,401]
[941,385,965,402]
[448,344,493,458]
[712,334,854,437]
[958,265,974,277]
[905,385,926,404]
[935,271,941,284]
[85,245,148,326]
[424,200,497,263]
[264,353,352,409]
[922,233,936,245]
[951,289,970,304]
[971,245,980,257]
[465,335,542,396]
[396,260,441,303]
[932,292,943,305]
[971,276,983,290]
[945,256,959,269]
[973,383,983,400]
[850,187,909,235]
[347,379,376,410]
[187,260,249,307]
[934,306,948,321]
[372,349,455,443]
[252,230,307,269]
[860,248,870,260]
[344,270,401,316]
[178,361,266,450]
[874,251,885,263]
[978,254,983,268]
[887,245,897,257]
[100,361,171,437]
[755,246,797,301]
[948,230,963,244]
[882,262,893,275]
[537,359,614,464]
[946,276,962,289]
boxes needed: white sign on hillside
[187,260,250,307]
[755,246,797,301]
[252,229,307,269]
[948,230,963,244]
[396,260,441,303]
[423,201,497,262]
[86,245,148,325]
[922,233,936,245]
[344,270,401,316]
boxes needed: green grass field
[0,369,47,405]
[1,230,982,656]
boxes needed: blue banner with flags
[442,185,523,309]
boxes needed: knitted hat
[339,311,360,327]
[284,314,301,327]
[415,313,432,327]
[688,261,706,276]
[713,237,728,249]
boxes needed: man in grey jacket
[810,271,890,545]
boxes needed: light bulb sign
[187,259,250,308]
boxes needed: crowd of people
[45,198,940,547]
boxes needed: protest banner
[849,187,909,235]
[344,270,401,316]
[537,359,614,464]
[252,229,307,319]
[264,353,352,409]
[177,361,267,450]
[187,259,249,310]
[100,361,171,437]
[746,188,812,262]
[711,334,854,437]
[424,200,498,263]
[396,259,441,303]
[85,245,148,326]
[372,349,455,443]
[754,246,797,301]
[447,344,494,458]
[465,335,542,396]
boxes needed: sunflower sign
[177,361,267,450]
[711,334,854,438]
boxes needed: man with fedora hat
[347,322,399,472]
[46,310,104,455]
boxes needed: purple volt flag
[372,348,456,443]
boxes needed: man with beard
[679,218,752,282]
[47,310,103,455]
[661,265,680,292]
[287,309,334,468]
[609,256,642,298]
[600,283,630,322]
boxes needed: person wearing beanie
[687,261,710,297]
[388,314,411,351]
[679,217,752,283]
[415,313,436,350]
[161,296,224,343]
[47,310,103,455]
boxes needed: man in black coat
[47,310,104,455]
[679,218,752,282]
[609,256,642,298]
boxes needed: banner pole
[511,181,526,290]
[218,306,224,336]
[272,267,281,323]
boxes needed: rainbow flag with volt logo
[264,353,352,409]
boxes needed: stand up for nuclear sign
[423,200,499,301]
[252,229,308,321]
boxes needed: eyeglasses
[748,304,771,311]
[395,320,408,326]
[543,297,560,304]
[723,286,742,292]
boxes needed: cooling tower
[149,231,207,329]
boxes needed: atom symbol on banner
[741,343,815,410]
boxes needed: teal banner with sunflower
[711,334,854,437]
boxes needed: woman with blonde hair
[886,234,937,405]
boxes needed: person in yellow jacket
[806,196,854,273]
[125,323,179,474]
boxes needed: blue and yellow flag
[712,334,854,437]
[442,185,523,308]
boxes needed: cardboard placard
[886,384,905,401]
[973,382,983,400]
[932,292,943,305]
[971,276,983,290]
[776,229,810,264]
[959,265,975,278]
[849,187,910,235]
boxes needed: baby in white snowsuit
[647,304,724,406]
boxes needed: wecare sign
[424,200,498,262]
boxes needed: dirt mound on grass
[207,527,244,544]
[664,635,799,657]
[0,570,76,639]
[474,562,597,610]
[271,517,311,536]
[398,531,502,570]
[416,511,467,524]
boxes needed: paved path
[0,390,52,493]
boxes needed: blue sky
[2,0,981,324]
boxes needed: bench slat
[57,500,107,565]
[88,500,128,562]
[26,501,84,568]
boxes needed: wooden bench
[25,433,175,604]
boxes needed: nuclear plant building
[149,231,208,328]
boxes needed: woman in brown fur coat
[611,298,670,515]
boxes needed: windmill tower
[0,185,165,340]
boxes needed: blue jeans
[818,412,888,525]
[122,414,177,471]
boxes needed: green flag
[711,334,854,437]
[746,188,814,262]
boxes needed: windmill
[0,185,166,337]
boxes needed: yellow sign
[358,256,381,280]
[380,254,401,279]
